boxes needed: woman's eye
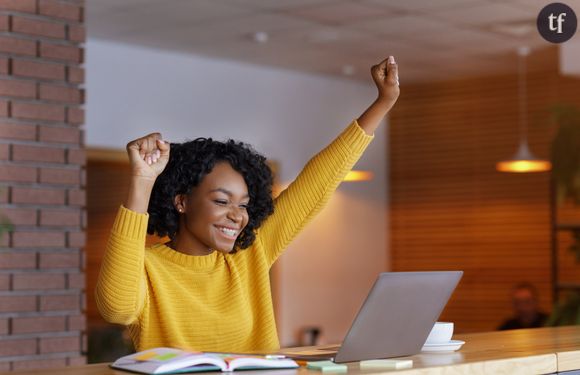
[240,204,249,209]
[214,200,228,205]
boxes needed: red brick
[40,335,80,354]
[66,66,83,84]
[67,314,85,331]
[0,187,8,203]
[13,272,66,290]
[68,24,85,43]
[0,35,36,56]
[0,0,37,13]
[12,231,65,247]
[0,295,36,312]
[12,102,66,122]
[67,272,84,289]
[40,250,79,268]
[40,209,79,226]
[0,233,9,247]
[38,0,82,22]
[0,122,36,141]
[0,99,8,116]
[0,318,8,334]
[0,165,36,183]
[80,209,86,228]
[40,167,80,185]
[81,331,87,351]
[0,15,9,32]
[12,59,66,81]
[12,358,67,371]
[12,315,66,334]
[0,79,36,98]
[12,144,66,163]
[0,252,36,269]
[68,356,86,366]
[0,363,9,371]
[67,231,84,247]
[0,143,9,160]
[0,338,37,356]
[40,84,82,104]
[1,207,37,225]
[12,15,66,39]
[39,125,80,144]
[40,43,82,63]
[0,57,9,74]
[11,186,65,205]
[0,274,9,290]
[66,148,84,165]
[40,293,79,311]
[66,107,83,125]
[67,188,84,206]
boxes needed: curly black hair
[147,138,274,250]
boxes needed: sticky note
[155,352,179,361]
[134,351,158,361]
[359,359,413,370]
[307,361,348,372]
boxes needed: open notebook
[112,347,299,374]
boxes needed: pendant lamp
[496,46,551,173]
[344,170,374,182]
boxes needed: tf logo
[537,3,577,43]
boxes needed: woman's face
[175,161,250,254]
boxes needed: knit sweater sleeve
[95,206,149,325]
[257,120,374,266]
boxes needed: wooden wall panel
[389,48,580,333]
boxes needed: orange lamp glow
[344,170,374,182]
[496,142,551,173]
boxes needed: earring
[178,207,184,213]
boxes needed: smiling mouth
[215,225,238,239]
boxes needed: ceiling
[86,0,579,83]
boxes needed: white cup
[425,322,454,344]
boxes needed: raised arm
[358,55,399,135]
[257,56,400,266]
[95,134,170,325]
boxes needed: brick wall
[0,0,86,370]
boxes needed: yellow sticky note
[134,351,158,361]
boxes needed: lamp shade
[496,141,552,173]
[344,170,374,182]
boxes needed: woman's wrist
[375,96,397,111]
[125,177,155,213]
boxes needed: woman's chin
[214,245,235,254]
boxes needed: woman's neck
[167,235,214,256]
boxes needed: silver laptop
[282,271,463,363]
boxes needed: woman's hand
[126,133,170,182]
[357,56,400,135]
[371,55,400,105]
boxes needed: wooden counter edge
[388,353,557,375]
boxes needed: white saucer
[421,340,465,352]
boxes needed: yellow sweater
[95,121,373,353]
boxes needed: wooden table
[4,326,580,375]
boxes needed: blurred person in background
[498,283,548,330]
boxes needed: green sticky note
[359,359,413,370]
[155,352,179,361]
[307,361,348,372]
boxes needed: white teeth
[218,227,237,236]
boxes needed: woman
[96,56,400,353]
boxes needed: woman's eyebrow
[210,188,250,199]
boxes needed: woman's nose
[227,206,243,223]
